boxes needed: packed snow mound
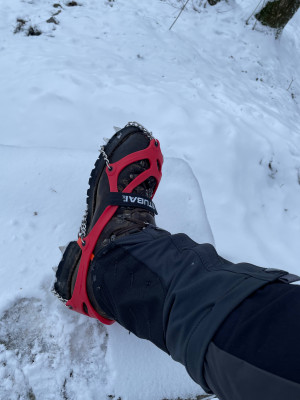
[0,0,300,399]
[156,156,215,245]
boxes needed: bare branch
[169,0,191,30]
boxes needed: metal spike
[103,137,110,144]
[59,245,67,255]
[113,126,121,133]
[51,287,67,304]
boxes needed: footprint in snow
[0,297,109,400]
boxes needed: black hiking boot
[53,122,163,323]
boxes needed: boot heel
[54,241,82,302]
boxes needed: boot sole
[54,125,149,301]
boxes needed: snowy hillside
[0,0,300,399]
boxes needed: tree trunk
[255,0,300,36]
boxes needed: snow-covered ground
[0,0,300,399]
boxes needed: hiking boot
[53,122,163,324]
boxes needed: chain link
[78,208,88,242]
[99,146,112,170]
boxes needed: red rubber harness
[66,139,163,325]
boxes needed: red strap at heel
[66,139,163,324]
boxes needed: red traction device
[66,139,163,325]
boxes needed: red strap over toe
[66,139,163,324]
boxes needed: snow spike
[59,245,67,255]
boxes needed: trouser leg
[205,281,300,400]
[87,226,300,398]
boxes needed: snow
[0,0,300,399]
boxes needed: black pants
[206,281,300,399]
[88,226,300,400]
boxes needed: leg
[86,225,300,398]
[205,281,300,400]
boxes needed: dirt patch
[47,16,59,24]
[66,1,79,6]
[27,26,42,36]
[14,18,27,34]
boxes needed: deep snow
[0,0,300,399]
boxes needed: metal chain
[78,208,88,242]
[125,121,157,142]
[99,145,112,170]
[78,122,157,242]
